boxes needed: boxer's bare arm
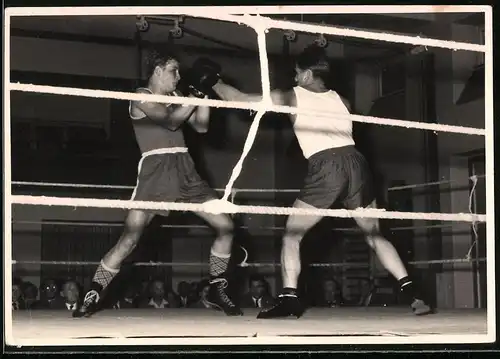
[187,96,210,133]
[212,81,294,108]
[133,88,197,131]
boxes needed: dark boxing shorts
[131,148,217,211]
[297,145,375,209]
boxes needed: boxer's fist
[188,58,221,98]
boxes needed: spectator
[139,279,175,309]
[316,277,343,307]
[21,281,39,310]
[240,274,275,309]
[176,281,196,308]
[12,277,25,310]
[190,279,212,309]
[189,281,200,302]
[113,284,139,309]
[60,280,81,311]
[137,280,151,304]
[34,279,65,309]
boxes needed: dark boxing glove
[188,58,222,98]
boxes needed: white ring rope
[9,83,486,137]
[11,257,486,268]
[11,174,485,194]
[11,195,486,223]
[7,13,487,268]
[221,111,266,201]
[206,13,486,53]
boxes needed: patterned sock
[92,260,119,291]
[209,250,231,277]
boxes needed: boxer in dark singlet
[73,50,243,318]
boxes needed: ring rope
[221,111,266,201]
[11,220,454,233]
[11,257,486,268]
[184,12,487,52]
[11,173,485,194]
[4,8,487,53]
[9,83,486,136]
[466,176,481,260]
[11,195,486,223]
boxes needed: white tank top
[292,86,355,159]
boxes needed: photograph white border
[3,4,495,348]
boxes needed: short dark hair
[295,44,330,82]
[145,47,179,79]
[21,281,38,297]
[248,274,265,286]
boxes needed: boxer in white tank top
[213,45,432,319]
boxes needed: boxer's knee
[284,216,311,241]
[124,210,152,234]
[114,210,151,256]
[216,215,234,236]
[354,214,380,237]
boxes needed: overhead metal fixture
[169,18,183,39]
[282,17,297,42]
[135,15,185,33]
[314,33,328,48]
[136,16,149,32]
[313,21,328,48]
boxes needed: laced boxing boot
[206,277,243,316]
[257,288,304,319]
[72,282,103,318]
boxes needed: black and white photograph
[3,5,494,347]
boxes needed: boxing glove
[188,58,222,98]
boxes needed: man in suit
[113,283,139,309]
[240,274,275,309]
[190,279,213,309]
[60,280,82,311]
[12,277,26,311]
[21,281,39,310]
[33,279,65,309]
[176,281,197,308]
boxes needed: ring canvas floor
[11,307,487,340]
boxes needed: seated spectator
[139,279,175,309]
[12,277,26,311]
[137,280,151,305]
[190,279,212,309]
[240,274,275,309]
[176,281,197,308]
[113,284,139,309]
[21,281,39,310]
[33,279,65,309]
[60,280,81,311]
[189,281,199,300]
[316,277,343,307]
